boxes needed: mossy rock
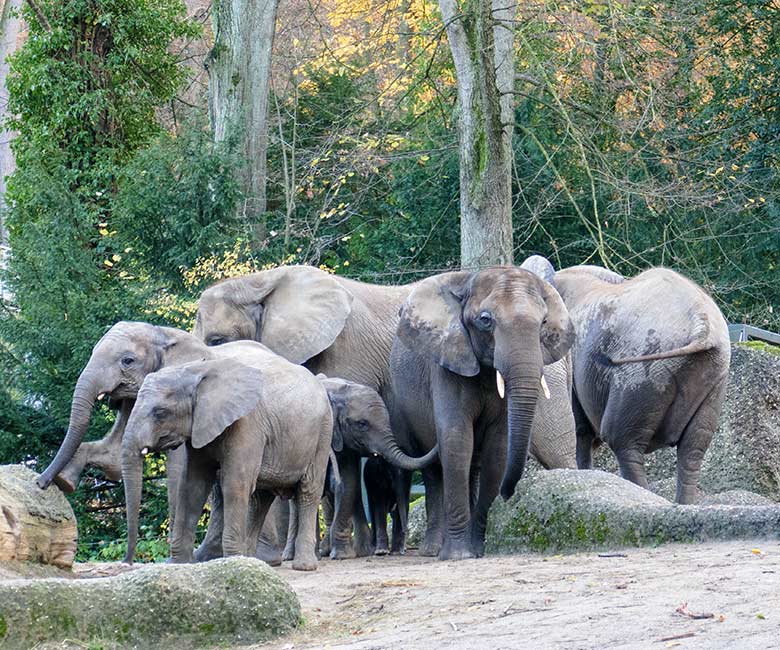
[0,557,300,649]
[486,469,780,554]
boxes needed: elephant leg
[220,474,254,557]
[352,461,374,558]
[193,483,225,562]
[283,500,298,561]
[247,491,277,560]
[319,489,334,557]
[469,430,506,557]
[255,497,284,566]
[613,444,649,488]
[675,378,727,504]
[419,464,444,557]
[170,454,216,563]
[573,393,597,470]
[166,446,186,547]
[391,469,411,555]
[438,425,475,561]
[468,462,480,513]
[364,460,390,556]
[330,451,360,560]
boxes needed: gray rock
[486,469,780,554]
[700,489,777,507]
[593,345,780,500]
[406,496,426,549]
[0,556,300,649]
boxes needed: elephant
[121,356,333,571]
[390,266,574,560]
[193,265,415,559]
[526,257,731,504]
[318,375,438,556]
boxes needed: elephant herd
[35,256,731,569]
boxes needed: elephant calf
[121,356,333,571]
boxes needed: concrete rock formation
[0,556,300,649]
[0,464,77,568]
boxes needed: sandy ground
[256,541,780,650]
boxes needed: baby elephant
[121,356,333,571]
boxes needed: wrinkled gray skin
[35,321,272,495]
[193,265,415,559]
[121,357,332,571]
[390,266,574,560]
[530,256,731,504]
[319,376,438,556]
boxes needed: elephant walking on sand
[121,356,333,571]
[390,266,574,560]
[525,256,731,504]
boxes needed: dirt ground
[256,541,780,650]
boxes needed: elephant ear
[520,255,556,287]
[247,266,354,364]
[190,359,265,449]
[397,271,479,377]
[535,277,575,366]
[319,376,351,452]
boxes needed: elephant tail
[608,313,718,365]
[328,449,342,486]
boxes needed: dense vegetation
[0,0,778,557]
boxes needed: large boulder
[0,465,77,568]
[0,556,300,649]
[486,469,780,554]
[594,344,780,501]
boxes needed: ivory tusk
[141,447,149,456]
[496,371,505,399]
[97,393,106,401]
[540,374,550,399]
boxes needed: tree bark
[208,0,279,248]
[439,0,516,268]
[0,0,25,248]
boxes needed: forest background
[0,0,777,560]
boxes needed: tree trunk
[208,0,279,249]
[0,0,25,248]
[439,0,515,268]
[0,464,77,568]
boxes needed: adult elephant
[194,265,412,559]
[390,266,574,560]
[527,256,731,504]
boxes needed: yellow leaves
[418,154,430,165]
[103,259,113,268]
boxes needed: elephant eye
[207,336,227,346]
[475,311,494,330]
[356,419,370,431]
[152,407,170,420]
[121,356,136,367]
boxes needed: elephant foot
[374,545,390,556]
[255,542,283,567]
[193,540,223,563]
[281,543,295,562]
[438,538,475,561]
[353,537,375,558]
[418,534,442,557]
[330,542,357,560]
[292,555,318,571]
[470,533,486,558]
[168,554,194,564]
[319,538,332,558]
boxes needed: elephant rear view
[550,260,731,503]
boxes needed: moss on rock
[0,557,300,649]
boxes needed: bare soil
[256,541,780,650]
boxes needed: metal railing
[728,323,780,346]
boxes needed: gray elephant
[193,265,414,559]
[121,356,333,570]
[319,376,438,556]
[527,256,731,504]
[390,266,574,560]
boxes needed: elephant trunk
[499,352,544,501]
[37,372,102,489]
[122,448,144,564]
[379,433,439,471]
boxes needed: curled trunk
[122,451,144,564]
[37,374,101,489]
[381,435,439,471]
[499,360,543,500]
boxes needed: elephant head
[193,265,353,363]
[397,266,574,500]
[36,322,205,491]
[121,358,265,563]
[318,376,438,470]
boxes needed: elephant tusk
[97,393,106,401]
[141,447,149,456]
[540,374,550,399]
[496,371,505,399]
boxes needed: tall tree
[208,0,279,248]
[439,0,515,268]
